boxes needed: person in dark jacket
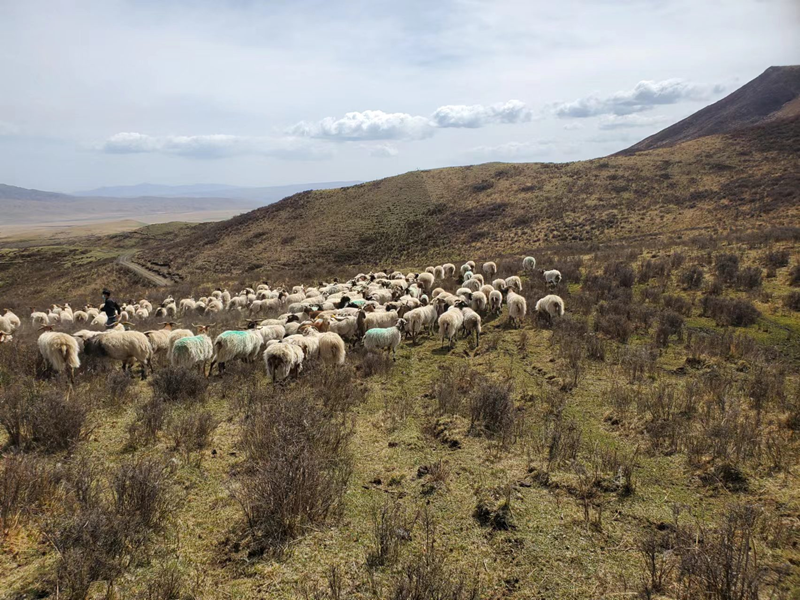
[101,289,121,328]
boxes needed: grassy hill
[141,113,800,285]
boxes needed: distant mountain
[0,183,72,202]
[77,181,362,202]
[621,65,800,154]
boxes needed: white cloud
[430,99,533,128]
[562,122,583,130]
[465,140,554,160]
[289,110,433,141]
[366,143,399,158]
[100,133,330,160]
[290,100,534,142]
[0,120,20,136]
[597,114,670,130]
[554,79,725,118]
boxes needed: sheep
[91,312,109,328]
[37,327,81,382]
[363,318,407,361]
[144,323,180,359]
[489,290,503,314]
[73,310,89,323]
[82,327,153,379]
[505,276,522,292]
[543,269,562,286]
[463,270,473,282]
[209,329,263,376]
[31,309,49,328]
[535,294,565,323]
[479,284,495,298]
[416,272,435,292]
[318,332,346,365]
[168,327,195,350]
[263,342,305,382]
[2,309,20,332]
[463,278,482,293]
[314,315,359,343]
[0,332,12,344]
[425,266,435,275]
[460,263,472,277]
[492,278,507,291]
[470,291,488,313]
[356,309,398,336]
[506,289,527,328]
[257,324,286,345]
[170,326,213,374]
[523,256,536,272]
[438,306,464,348]
[442,263,456,278]
[433,265,445,280]
[402,305,438,342]
[482,262,497,279]
[461,307,482,345]
[284,331,320,361]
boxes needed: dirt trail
[116,252,172,287]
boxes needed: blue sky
[0,0,798,192]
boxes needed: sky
[0,0,798,193]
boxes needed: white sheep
[416,272,435,292]
[489,290,503,314]
[0,332,12,344]
[443,263,456,278]
[506,289,527,328]
[209,329,263,375]
[30,309,49,328]
[264,342,305,382]
[170,326,213,374]
[535,295,565,321]
[438,306,464,348]
[37,328,81,382]
[505,276,522,292]
[2,309,20,332]
[523,256,536,272]
[82,327,153,379]
[463,278,482,293]
[482,262,497,279]
[363,318,407,361]
[318,332,346,365]
[433,265,445,280]
[460,263,472,277]
[402,305,438,342]
[461,307,482,345]
[471,291,487,313]
[357,309,398,335]
[543,269,562,286]
[492,278,507,291]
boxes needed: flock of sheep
[0,257,566,383]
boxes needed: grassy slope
[1,241,798,599]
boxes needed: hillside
[144,113,800,284]
[621,65,800,153]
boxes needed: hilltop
[621,65,800,153]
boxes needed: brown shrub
[0,453,58,538]
[700,297,760,327]
[468,380,516,442]
[763,249,789,269]
[783,291,800,311]
[735,266,762,290]
[365,498,416,568]
[149,366,208,404]
[715,253,740,283]
[169,410,217,464]
[655,311,684,347]
[680,265,705,290]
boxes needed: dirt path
[116,251,172,287]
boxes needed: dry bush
[308,363,365,414]
[365,498,416,568]
[43,456,174,599]
[585,332,606,362]
[790,264,800,286]
[604,261,636,288]
[552,256,583,284]
[149,366,208,404]
[355,348,393,378]
[232,386,354,553]
[701,297,760,327]
[783,291,800,311]
[715,253,740,284]
[0,381,88,453]
[763,249,789,269]
[473,484,514,530]
[543,414,582,473]
[169,410,217,464]
[655,311,684,347]
[127,396,167,447]
[735,266,763,290]
[619,345,658,382]
[638,528,675,598]
[106,371,135,403]
[468,379,516,442]
[431,363,477,416]
[662,294,692,316]
[680,265,705,290]
[389,509,480,600]
[638,257,671,284]
[640,285,664,304]
[595,313,634,344]
[0,453,58,538]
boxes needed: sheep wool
[318,332,346,365]
[171,333,213,370]
[263,342,304,382]
[535,295,565,319]
[438,306,464,348]
[38,331,80,378]
[363,319,407,361]
[482,262,497,279]
[507,289,527,328]
[523,256,536,272]
[489,290,503,314]
[505,276,523,292]
[543,269,562,286]
[211,329,263,374]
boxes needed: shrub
[468,380,515,442]
[604,261,636,288]
[638,258,670,283]
[169,410,217,464]
[680,265,705,290]
[149,366,207,404]
[0,453,57,538]
[127,397,167,447]
[655,311,684,347]
[473,485,514,530]
[356,349,392,377]
[715,253,740,283]
[763,249,789,269]
[620,345,658,382]
[784,291,800,311]
[432,364,476,416]
[106,371,134,403]
[735,266,762,290]
[594,313,633,343]
[0,382,88,453]
[790,264,800,286]
[662,294,692,316]
[232,387,354,553]
[365,499,415,568]
[701,297,760,327]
